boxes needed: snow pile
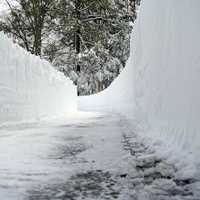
[79,0,200,173]
[0,32,77,124]
[78,38,135,114]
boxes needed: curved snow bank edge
[0,32,77,124]
[79,0,200,178]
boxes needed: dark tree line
[0,0,140,95]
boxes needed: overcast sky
[0,1,7,10]
[0,1,18,14]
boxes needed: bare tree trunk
[34,28,42,56]
[75,0,81,54]
[75,0,81,72]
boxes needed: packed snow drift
[0,32,77,124]
[79,0,200,174]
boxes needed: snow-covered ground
[0,113,133,199]
[0,32,77,124]
[79,0,200,182]
[1,113,199,200]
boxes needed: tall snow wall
[0,32,77,124]
[79,0,200,168]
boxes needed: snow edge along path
[79,0,200,180]
[0,32,77,125]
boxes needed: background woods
[0,0,140,95]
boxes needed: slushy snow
[0,32,77,124]
[79,0,200,178]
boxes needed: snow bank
[0,32,77,124]
[78,29,135,114]
[79,0,200,174]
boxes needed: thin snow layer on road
[0,113,132,199]
[0,32,77,124]
[1,113,199,200]
[79,0,200,179]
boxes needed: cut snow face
[0,32,77,124]
[79,0,200,179]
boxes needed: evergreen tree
[49,0,140,95]
[0,0,54,56]
[0,0,141,95]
